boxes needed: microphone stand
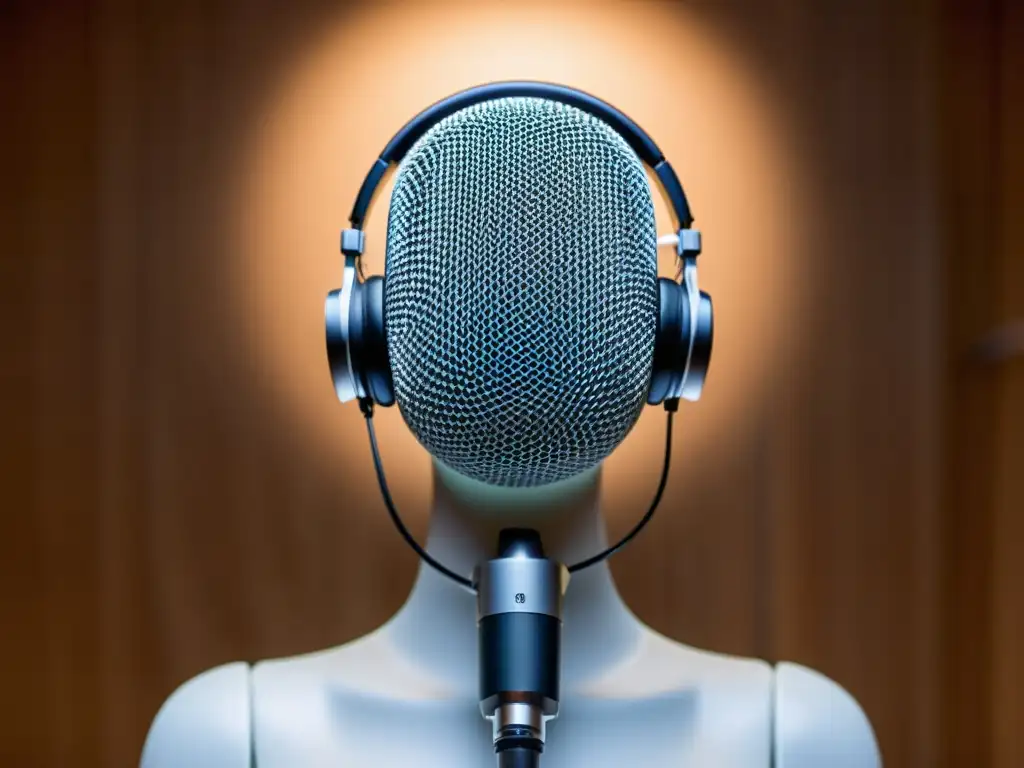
[475,529,569,768]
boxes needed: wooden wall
[0,1,1019,766]
[940,1,1024,766]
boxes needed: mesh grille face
[384,97,658,487]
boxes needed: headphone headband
[348,80,694,230]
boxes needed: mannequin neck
[381,461,645,694]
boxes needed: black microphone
[475,529,569,768]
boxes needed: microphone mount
[475,529,569,768]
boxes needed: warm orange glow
[229,0,811,524]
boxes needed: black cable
[566,399,675,573]
[360,396,676,591]
[360,398,477,592]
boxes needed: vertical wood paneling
[15,5,105,766]
[990,0,1024,765]
[0,8,48,767]
[938,0,1024,766]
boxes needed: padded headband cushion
[348,81,693,229]
[382,81,663,165]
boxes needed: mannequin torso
[141,463,881,768]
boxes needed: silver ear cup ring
[673,228,711,402]
[326,229,368,403]
[325,256,360,403]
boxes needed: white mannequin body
[142,463,881,767]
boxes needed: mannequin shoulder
[773,661,881,768]
[140,661,253,768]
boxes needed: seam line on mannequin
[248,663,258,768]
[769,663,777,768]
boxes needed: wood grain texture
[990,2,1024,762]
[1,1,1018,766]
[937,1,1024,766]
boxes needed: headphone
[325,81,713,412]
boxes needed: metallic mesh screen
[384,97,657,487]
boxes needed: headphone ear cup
[326,286,357,403]
[648,277,688,405]
[679,290,713,402]
[360,275,395,406]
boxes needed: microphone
[476,530,569,768]
[383,96,660,489]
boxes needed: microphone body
[476,530,569,767]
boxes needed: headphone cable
[359,397,676,592]
[567,398,676,572]
[360,397,476,592]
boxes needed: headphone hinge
[341,228,366,257]
[676,228,702,260]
